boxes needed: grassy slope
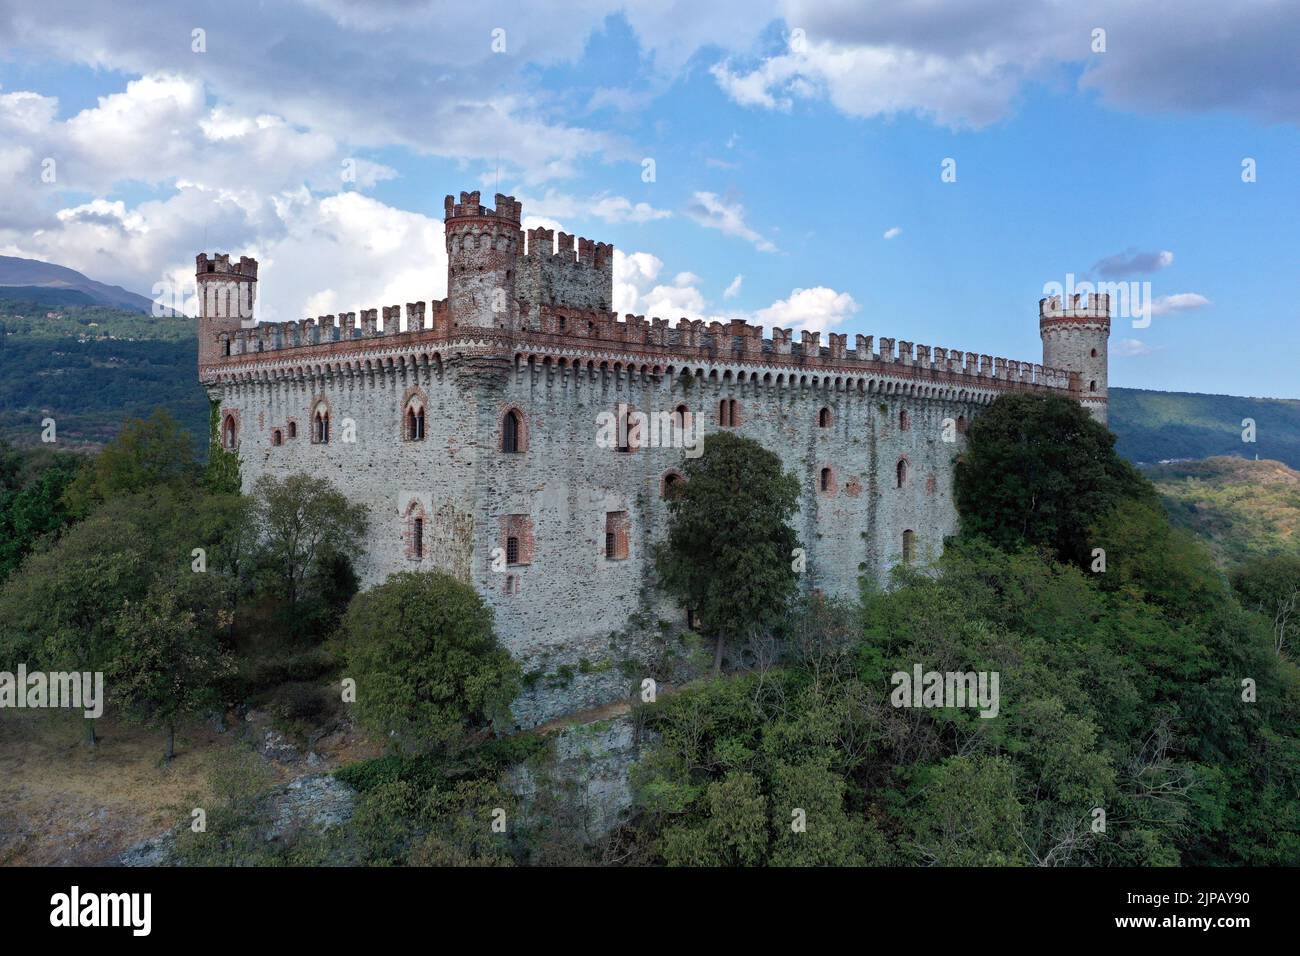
[1144,456,1300,566]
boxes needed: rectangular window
[604,511,628,561]
[506,536,520,565]
[413,518,424,559]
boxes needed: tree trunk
[84,717,97,749]
[713,634,726,676]
[165,723,175,763]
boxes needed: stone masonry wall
[214,360,976,728]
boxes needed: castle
[197,190,1111,726]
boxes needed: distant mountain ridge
[0,255,154,313]
[1110,387,1300,471]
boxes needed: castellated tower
[196,253,258,369]
[1039,292,1111,424]
[443,191,524,330]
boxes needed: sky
[0,0,1297,397]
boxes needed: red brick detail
[925,474,938,495]
[404,500,427,561]
[818,464,837,497]
[660,470,685,498]
[896,455,910,488]
[309,393,333,444]
[500,406,529,453]
[604,511,629,560]
[845,475,862,497]
[500,514,534,565]
[220,408,240,450]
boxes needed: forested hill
[1110,387,1300,470]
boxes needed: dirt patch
[0,707,383,866]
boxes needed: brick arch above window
[404,500,427,561]
[660,469,685,499]
[500,406,528,454]
[221,409,240,450]
[309,394,333,444]
[896,456,910,488]
[819,464,837,496]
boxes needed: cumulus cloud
[1149,292,1211,316]
[708,1,1300,129]
[683,191,776,252]
[883,226,902,240]
[1093,248,1174,278]
[525,190,671,225]
[755,286,859,334]
[724,274,744,299]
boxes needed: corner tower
[1040,292,1110,424]
[444,191,523,330]
[196,253,257,370]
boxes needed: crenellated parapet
[205,294,1075,399]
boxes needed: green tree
[0,510,148,746]
[340,570,521,754]
[0,442,82,582]
[955,393,1149,565]
[63,408,198,518]
[253,472,369,617]
[655,431,801,673]
[1231,553,1300,658]
[110,573,236,761]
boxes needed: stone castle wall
[198,190,1109,727]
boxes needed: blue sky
[1,0,1297,396]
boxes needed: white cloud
[883,226,902,240]
[1149,292,1211,316]
[684,191,776,252]
[724,274,744,299]
[755,286,859,334]
[526,190,671,225]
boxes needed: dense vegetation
[1111,386,1300,469]
[621,395,1300,866]
[0,301,204,449]
[2,385,1297,867]
[1147,456,1300,565]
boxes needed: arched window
[899,408,910,431]
[818,407,832,428]
[673,404,691,432]
[313,407,330,444]
[1090,348,1098,358]
[272,429,283,446]
[557,316,567,332]
[616,405,636,453]
[1089,380,1097,392]
[661,471,684,499]
[288,421,297,439]
[222,414,237,450]
[405,403,425,441]
[902,529,916,564]
[224,339,231,356]
[501,408,523,453]
[896,458,908,488]
[719,398,739,427]
[820,467,832,492]
[412,517,424,559]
